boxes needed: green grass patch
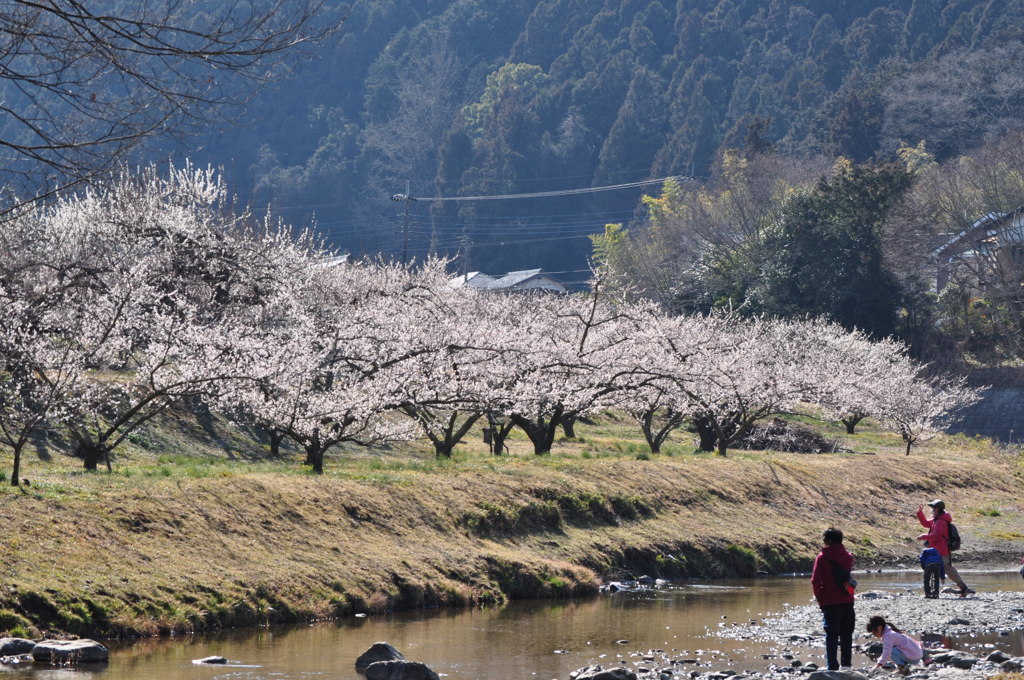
[0,609,33,638]
[462,500,563,537]
[724,544,759,577]
[991,531,1024,540]
[609,494,656,520]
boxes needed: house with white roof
[932,208,1024,294]
[448,268,567,293]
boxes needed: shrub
[462,500,562,537]
[724,544,759,577]
[0,609,31,637]
[609,494,656,520]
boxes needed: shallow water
[5,570,1023,679]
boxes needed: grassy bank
[1,412,1022,640]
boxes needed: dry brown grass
[0,411,1021,639]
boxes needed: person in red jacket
[811,527,856,670]
[916,499,970,598]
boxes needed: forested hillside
[173,0,1024,284]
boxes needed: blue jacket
[920,547,945,578]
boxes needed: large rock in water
[0,638,36,656]
[364,660,440,680]
[807,671,870,680]
[570,665,638,680]
[356,642,406,672]
[31,639,109,664]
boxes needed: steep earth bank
[1,449,1021,639]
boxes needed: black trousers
[923,564,942,598]
[821,602,855,670]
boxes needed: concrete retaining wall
[948,387,1024,443]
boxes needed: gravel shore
[718,589,1024,643]
[571,588,1024,680]
[702,590,1024,680]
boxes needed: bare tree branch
[0,0,344,207]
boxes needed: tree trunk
[433,439,454,458]
[640,411,660,454]
[715,416,752,457]
[268,429,285,458]
[905,438,913,455]
[693,417,717,452]
[521,423,555,455]
[487,414,514,456]
[75,441,104,471]
[530,427,557,455]
[11,444,21,487]
[842,415,863,435]
[431,412,482,459]
[561,416,577,439]
[305,443,326,474]
[510,412,561,455]
[491,425,511,455]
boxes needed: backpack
[946,521,961,552]
[830,558,856,594]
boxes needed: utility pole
[390,180,416,265]
[459,230,471,279]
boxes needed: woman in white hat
[916,499,970,598]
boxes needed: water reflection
[4,571,1022,679]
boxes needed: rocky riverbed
[569,588,1024,680]
[716,589,1024,644]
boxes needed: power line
[316,174,683,271]
[423,175,687,202]
[410,208,637,222]
[313,212,635,235]
[267,173,687,212]
[425,223,614,235]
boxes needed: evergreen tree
[903,0,943,58]
[754,161,913,338]
[595,67,667,185]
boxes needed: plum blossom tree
[800,322,912,434]
[0,164,313,473]
[619,379,688,455]
[606,311,710,454]
[0,299,87,485]
[396,288,524,459]
[221,258,476,473]
[0,193,133,483]
[0,165,991,476]
[789,317,984,451]
[877,368,984,455]
[493,284,651,456]
[66,166,319,471]
[679,316,825,456]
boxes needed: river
[5,570,1023,680]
